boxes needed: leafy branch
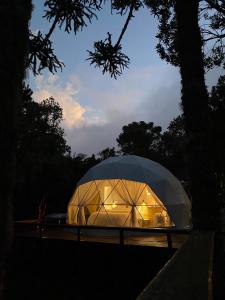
[87,0,137,78]
[43,0,103,34]
[28,0,103,75]
[88,32,130,78]
[28,31,64,75]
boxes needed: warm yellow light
[112,200,117,208]
[104,204,112,210]
[138,201,149,220]
[162,210,167,217]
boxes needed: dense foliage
[208,76,225,208]
[117,121,163,161]
[14,86,98,219]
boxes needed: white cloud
[33,74,106,128]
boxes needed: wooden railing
[14,221,191,248]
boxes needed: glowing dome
[68,155,191,228]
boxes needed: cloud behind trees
[32,64,223,155]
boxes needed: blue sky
[29,1,223,155]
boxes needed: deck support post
[167,233,173,248]
[77,227,81,242]
[119,228,124,245]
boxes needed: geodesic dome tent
[67,155,191,229]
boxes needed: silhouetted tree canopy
[28,30,64,75]
[17,84,70,158]
[14,85,71,218]
[162,115,187,180]
[117,121,163,160]
[208,75,225,204]
[88,32,130,78]
[28,0,104,74]
[14,85,104,219]
[145,0,225,70]
[98,147,117,160]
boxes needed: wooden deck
[15,221,190,248]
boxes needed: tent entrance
[68,179,174,228]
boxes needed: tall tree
[162,115,187,180]
[0,0,32,295]
[174,0,219,229]
[208,76,225,209]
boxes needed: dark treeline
[14,85,97,219]
[14,75,225,220]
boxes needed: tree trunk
[0,0,32,296]
[174,0,219,229]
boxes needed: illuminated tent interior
[68,155,191,229]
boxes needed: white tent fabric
[68,155,191,228]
